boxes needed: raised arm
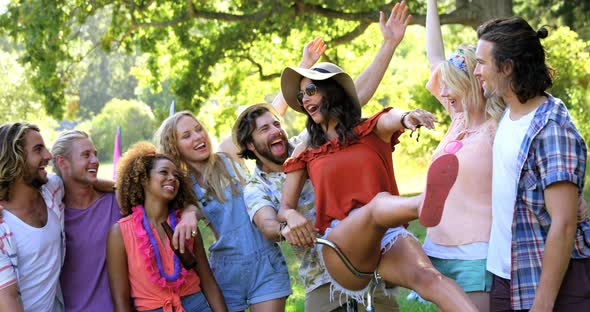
[107,224,132,312]
[426,0,446,72]
[271,37,327,116]
[354,0,411,106]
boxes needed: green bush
[88,99,156,162]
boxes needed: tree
[0,0,516,119]
[86,99,156,161]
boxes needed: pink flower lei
[131,205,189,291]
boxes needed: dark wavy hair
[477,16,553,103]
[0,122,40,201]
[236,106,273,161]
[306,78,361,148]
[115,141,198,217]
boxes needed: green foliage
[544,27,590,142]
[87,98,156,161]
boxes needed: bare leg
[467,292,490,312]
[377,236,477,312]
[249,297,286,312]
[322,193,422,290]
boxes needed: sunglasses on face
[296,83,318,105]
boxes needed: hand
[380,0,412,46]
[301,37,327,68]
[174,205,199,253]
[578,196,588,222]
[284,210,316,247]
[403,109,437,131]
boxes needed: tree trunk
[412,0,513,28]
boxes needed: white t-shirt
[487,106,537,279]
[3,209,62,312]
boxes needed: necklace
[131,205,188,290]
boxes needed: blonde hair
[51,130,90,177]
[155,111,241,203]
[0,122,40,201]
[439,45,505,124]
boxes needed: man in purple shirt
[52,130,121,312]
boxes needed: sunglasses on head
[296,83,318,105]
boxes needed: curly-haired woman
[106,142,226,312]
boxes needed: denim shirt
[509,94,590,309]
[191,154,277,257]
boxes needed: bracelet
[278,222,288,241]
[400,112,410,129]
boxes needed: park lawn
[99,160,589,311]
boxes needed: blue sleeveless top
[192,154,277,256]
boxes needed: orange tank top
[285,108,402,234]
[119,212,201,312]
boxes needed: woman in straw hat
[276,3,476,310]
[153,36,329,312]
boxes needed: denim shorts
[429,257,492,292]
[318,209,410,305]
[209,246,292,311]
[141,291,211,312]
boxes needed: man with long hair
[475,17,590,311]
[0,122,65,311]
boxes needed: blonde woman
[156,112,291,312]
[420,1,505,311]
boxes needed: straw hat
[280,62,359,114]
[231,103,281,148]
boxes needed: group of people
[1,0,589,311]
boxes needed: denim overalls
[192,155,291,311]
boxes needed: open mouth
[163,185,176,192]
[194,142,206,151]
[305,104,319,115]
[87,168,98,174]
[269,138,286,155]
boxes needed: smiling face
[474,39,511,100]
[146,158,180,202]
[247,111,289,165]
[61,138,99,186]
[22,130,51,189]
[299,78,324,124]
[440,81,464,113]
[175,116,210,164]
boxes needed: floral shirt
[243,135,331,293]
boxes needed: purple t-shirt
[60,192,121,312]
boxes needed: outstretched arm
[354,0,411,106]
[272,37,327,116]
[375,108,437,142]
[426,0,446,72]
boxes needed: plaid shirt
[509,94,590,309]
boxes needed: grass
[99,160,589,311]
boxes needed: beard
[23,165,48,189]
[253,135,290,166]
